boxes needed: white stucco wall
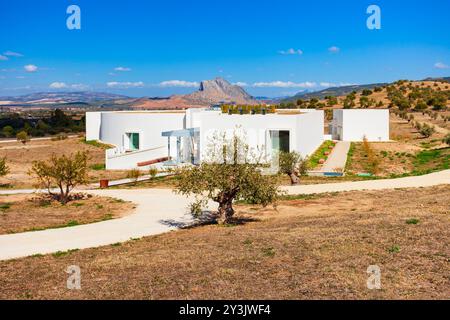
[98,111,185,151]
[295,110,325,156]
[196,111,324,161]
[85,112,102,141]
[86,109,326,169]
[186,108,213,128]
[105,146,167,170]
[331,109,389,141]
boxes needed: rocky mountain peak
[185,77,257,105]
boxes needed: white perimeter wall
[197,111,324,161]
[85,112,102,141]
[295,111,325,156]
[105,146,167,170]
[339,109,389,141]
[98,112,185,150]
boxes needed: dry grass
[391,113,448,147]
[343,111,449,177]
[346,142,415,176]
[112,174,180,189]
[0,137,128,189]
[0,194,133,234]
[0,185,448,300]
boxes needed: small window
[270,130,290,153]
[126,133,140,151]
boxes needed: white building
[86,108,324,170]
[86,108,390,170]
[330,109,389,142]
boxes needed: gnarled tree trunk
[217,200,234,225]
[289,172,299,185]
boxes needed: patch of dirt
[0,194,134,234]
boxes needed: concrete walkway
[0,169,449,261]
[282,169,450,195]
[0,189,216,261]
[320,141,351,172]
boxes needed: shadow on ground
[159,210,260,228]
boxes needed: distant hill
[422,76,450,82]
[2,76,447,109]
[283,77,450,102]
[183,77,257,105]
[0,91,130,105]
[132,77,258,109]
[278,79,449,111]
[0,78,258,109]
[283,83,388,101]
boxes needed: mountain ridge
[283,77,450,101]
[183,77,257,105]
[1,76,448,108]
[0,78,258,108]
[0,91,130,104]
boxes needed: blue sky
[0,0,449,97]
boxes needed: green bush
[443,134,450,146]
[16,131,30,145]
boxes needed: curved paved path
[0,170,449,261]
[0,190,216,261]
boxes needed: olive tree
[2,126,14,138]
[278,151,308,185]
[175,132,280,224]
[419,123,436,138]
[443,133,450,146]
[16,131,30,145]
[29,151,90,204]
[0,157,9,177]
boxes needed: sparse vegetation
[126,169,142,185]
[419,123,436,138]
[344,142,355,172]
[0,157,9,178]
[16,131,30,145]
[90,163,105,171]
[0,194,133,235]
[388,244,401,254]
[343,93,356,109]
[362,137,381,174]
[51,133,68,141]
[81,139,113,149]
[443,134,450,146]
[29,151,90,204]
[148,167,159,179]
[308,140,335,169]
[0,186,448,299]
[406,218,420,225]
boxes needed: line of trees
[221,104,276,114]
[0,109,85,138]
